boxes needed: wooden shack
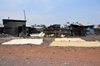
[94,27,100,35]
[3,19,26,37]
[69,24,94,36]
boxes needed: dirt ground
[0,35,100,66]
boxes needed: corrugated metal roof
[71,23,94,26]
[3,19,26,22]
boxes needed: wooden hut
[69,24,94,36]
[3,19,26,37]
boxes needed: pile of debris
[94,27,100,35]
[0,34,14,38]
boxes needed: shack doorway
[18,26,23,37]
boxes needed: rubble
[0,34,14,38]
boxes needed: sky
[0,0,100,26]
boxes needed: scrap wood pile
[94,28,100,35]
[0,34,13,38]
[43,24,67,38]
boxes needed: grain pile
[50,38,100,47]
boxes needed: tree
[31,24,46,28]
[31,25,34,28]
[31,24,37,28]
[64,22,70,29]
[98,24,100,27]
[67,22,70,24]
[41,24,46,28]
[76,22,79,24]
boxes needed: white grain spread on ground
[30,34,39,37]
[2,39,43,45]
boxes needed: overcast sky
[0,0,100,26]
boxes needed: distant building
[3,19,26,37]
[48,24,61,30]
[69,24,94,36]
[94,27,100,35]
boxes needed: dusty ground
[0,35,100,66]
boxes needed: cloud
[3,0,27,5]
[30,0,66,11]
[26,12,64,26]
[0,0,67,12]
[96,12,100,15]
[0,0,67,25]
[0,12,24,24]
[0,11,61,26]
[0,0,99,25]
[0,11,99,26]
[0,0,28,11]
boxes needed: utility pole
[23,10,26,20]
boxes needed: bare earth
[0,35,100,66]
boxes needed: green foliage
[63,22,70,29]
[98,24,100,27]
[31,24,46,28]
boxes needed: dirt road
[0,44,100,66]
[0,35,100,66]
